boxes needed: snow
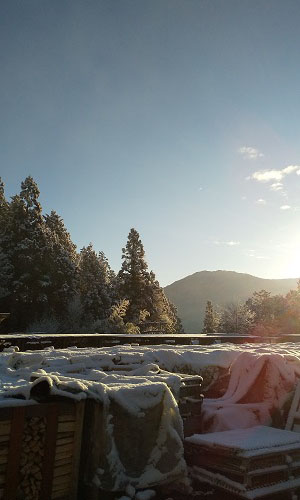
[125,484,136,497]
[135,490,156,500]
[1,341,300,377]
[89,380,186,491]
[186,426,300,454]
[199,349,300,432]
[190,465,300,499]
[0,342,300,410]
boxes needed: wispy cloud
[280,205,291,210]
[226,241,240,246]
[255,198,267,205]
[238,146,264,160]
[245,250,269,260]
[270,182,283,191]
[214,240,240,246]
[251,165,299,183]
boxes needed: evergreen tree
[203,300,218,333]
[247,289,288,335]
[44,211,78,317]
[44,211,77,259]
[4,177,52,328]
[118,228,149,321]
[118,228,182,332]
[78,244,113,322]
[220,302,254,334]
[0,179,13,305]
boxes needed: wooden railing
[0,332,300,351]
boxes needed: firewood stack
[0,400,84,500]
[0,419,10,496]
[18,416,46,500]
[185,426,300,499]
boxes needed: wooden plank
[57,405,75,417]
[293,423,300,433]
[286,381,300,431]
[0,425,10,438]
[54,458,72,468]
[4,406,25,500]
[39,404,58,500]
[55,444,74,457]
[0,410,13,422]
[56,437,74,447]
[69,401,84,500]
[53,465,72,478]
[57,422,75,433]
[51,488,69,499]
[57,432,74,440]
[58,416,75,423]
[52,474,70,487]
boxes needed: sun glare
[279,245,300,279]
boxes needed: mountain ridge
[164,270,298,333]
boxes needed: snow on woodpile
[186,425,300,453]
[89,382,187,491]
[1,342,300,398]
[202,350,300,433]
[1,343,300,450]
[0,346,190,491]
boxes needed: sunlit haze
[2,1,300,286]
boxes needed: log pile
[0,419,10,498]
[0,400,84,500]
[18,416,46,499]
[185,426,300,499]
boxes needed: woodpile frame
[0,400,84,500]
[185,426,300,499]
[178,376,203,437]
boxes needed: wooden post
[4,406,25,500]
[39,404,58,500]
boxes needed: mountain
[164,270,298,333]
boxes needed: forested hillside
[0,177,182,333]
[164,270,298,332]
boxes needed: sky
[1,0,300,286]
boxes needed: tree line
[0,176,183,334]
[203,286,300,335]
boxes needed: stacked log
[18,417,46,500]
[0,400,84,500]
[0,419,10,498]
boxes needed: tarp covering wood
[202,352,299,432]
[81,382,187,491]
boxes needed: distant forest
[203,286,300,336]
[0,176,183,333]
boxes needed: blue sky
[1,0,300,286]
